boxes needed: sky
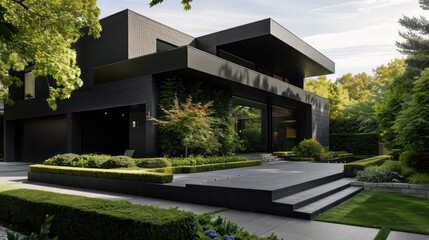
[97,0,426,80]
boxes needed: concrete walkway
[0,162,427,240]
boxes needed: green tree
[335,72,374,102]
[149,0,193,10]
[304,76,351,119]
[373,58,407,95]
[396,0,429,71]
[157,97,220,157]
[0,0,101,109]
[393,69,429,168]
[377,0,429,148]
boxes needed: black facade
[4,9,333,162]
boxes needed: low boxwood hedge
[136,158,172,168]
[344,155,392,171]
[0,189,197,240]
[172,160,261,174]
[30,165,173,184]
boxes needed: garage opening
[81,106,129,156]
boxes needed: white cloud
[303,23,400,51]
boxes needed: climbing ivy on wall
[157,76,242,157]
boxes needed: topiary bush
[100,156,135,169]
[44,153,79,166]
[293,139,325,161]
[135,158,172,168]
[78,154,111,168]
[399,151,429,171]
[379,160,414,177]
[356,166,394,183]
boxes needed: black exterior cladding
[4,9,333,162]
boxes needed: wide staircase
[271,177,361,219]
[234,153,362,219]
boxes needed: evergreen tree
[396,0,429,71]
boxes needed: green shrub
[0,189,197,240]
[356,166,393,182]
[30,165,173,184]
[78,154,110,168]
[272,151,295,157]
[322,152,334,160]
[174,160,261,173]
[330,133,379,155]
[380,160,414,177]
[293,139,325,161]
[170,156,246,167]
[408,173,429,185]
[337,153,353,158]
[136,158,172,168]
[44,153,79,166]
[344,155,392,171]
[399,151,429,170]
[100,156,135,169]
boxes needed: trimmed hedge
[169,156,247,167]
[30,165,173,184]
[172,160,261,173]
[272,151,296,157]
[330,133,379,155]
[100,156,136,169]
[344,155,392,171]
[136,158,172,168]
[0,189,197,240]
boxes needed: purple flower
[223,235,235,240]
[205,229,217,238]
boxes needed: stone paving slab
[387,231,429,240]
[169,161,344,190]
[217,209,379,240]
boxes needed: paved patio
[1,162,429,239]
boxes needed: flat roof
[196,18,334,77]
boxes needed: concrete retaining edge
[351,181,429,199]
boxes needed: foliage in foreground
[317,191,429,235]
[0,0,101,109]
[197,213,280,240]
[7,215,58,240]
[0,189,197,240]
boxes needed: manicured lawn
[316,191,429,235]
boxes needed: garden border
[351,181,429,199]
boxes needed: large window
[232,98,268,152]
[24,72,35,99]
[272,106,297,151]
[156,39,177,52]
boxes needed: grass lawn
[316,190,429,235]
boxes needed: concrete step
[292,186,362,219]
[271,172,345,200]
[273,178,353,210]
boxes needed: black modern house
[4,9,334,162]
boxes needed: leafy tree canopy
[0,0,101,110]
[149,0,193,10]
[394,68,429,153]
[157,97,220,157]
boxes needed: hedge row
[344,155,392,171]
[0,189,197,240]
[174,160,261,173]
[30,165,173,184]
[147,160,261,174]
[330,133,379,155]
